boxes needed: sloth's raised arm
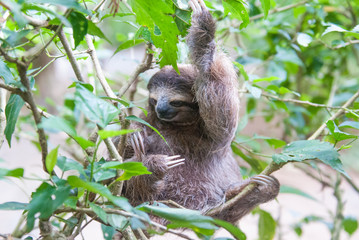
[188,0,240,146]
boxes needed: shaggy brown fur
[118,0,279,224]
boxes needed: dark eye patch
[170,100,198,109]
[170,101,185,107]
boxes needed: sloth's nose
[156,102,176,119]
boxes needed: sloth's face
[149,87,199,126]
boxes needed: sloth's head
[147,65,199,126]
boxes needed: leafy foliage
[0,0,359,239]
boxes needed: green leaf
[234,62,249,81]
[339,121,359,130]
[39,116,77,136]
[56,156,85,175]
[22,4,71,27]
[252,135,286,149]
[297,33,313,47]
[0,59,15,84]
[5,29,31,47]
[129,0,180,70]
[73,136,96,150]
[88,21,111,44]
[222,0,249,29]
[101,224,116,240]
[139,205,217,234]
[26,181,71,231]
[0,201,28,210]
[98,129,140,139]
[67,176,132,211]
[322,24,347,36]
[257,209,276,240]
[253,76,279,83]
[26,0,90,14]
[326,120,357,141]
[46,146,59,174]
[114,39,145,54]
[68,11,88,48]
[231,144,266,173]
[89,203,108,224]
[280,185,317,201]
[101,161,152,181]
[107,214,129,230]
[245,82,262,99]
[213,219,246,240]
[126,115,167,144]
[0,168,24,179]
[272,140,348,177]
[259,0,270,18]
[75,84,120,128]
[1,0,28,28]
[274,46,304,66]
[343,217,358,236]
[4,94,25,147]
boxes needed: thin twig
[309,89,359,140]
[118,44,154,98]
[86,35,117,99]
[28,23,64,63]
[257,90,345,109]
[249,0,310,21]
[58,28,86,82]
[332,40,359,50]
[93,0,107,12]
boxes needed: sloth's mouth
[157,111,177,121]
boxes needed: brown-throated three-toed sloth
[118,0,279,224]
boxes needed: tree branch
[86,35,117,99]
[0,82,22,94]
[58,28,86,82]
[17,63,49,173]
[0,88,6,149]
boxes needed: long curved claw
[165,155,181,161]
[189,0,201,14]
[165,155,185,169]
[130,132,145,160]
[250,175,277,186]
[136,132,145,154]
[198,0,207,10]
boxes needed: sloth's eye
[170,101,185,107]
[149,98,157,105]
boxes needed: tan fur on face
[149,87,194,103]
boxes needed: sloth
[118,0,280,224]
